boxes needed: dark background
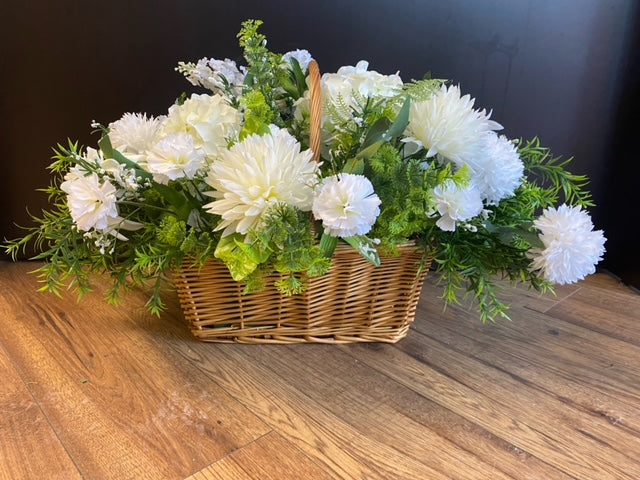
[2,0,638,288]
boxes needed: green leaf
[344,235,381,266]
[360,117,391,151]
[385,96,411,140]
[342,158,365,174]
[214,234,261,281]
[98,134,152,179]
[289,57,308,98]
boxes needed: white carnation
[403,84,502,166]
[146,133,206,184]
[529,204,606,284]
[312,173,381,237]
[432,179,484,232]
[60,171,119,232]
[161,93,241,156]
[204,126,318,237]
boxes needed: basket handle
[308,60,322,163]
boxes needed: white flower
[312,173,381,237]
[146,132,206,184]
[161,93,241,156]
[60,171,119,232]
[176,58,246,96]
[282,49,313,72]
[403,84,502,165]
[325,60,402,100]
[432,179,484,232]
[108,113,162,157]
[204,126,318,236]
[468,132,524,205]
[529,204,606,284]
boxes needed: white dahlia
[403,84,502,166]
[204,126,318,236]
[529,204,606,285]
[108,113,162,158]
[146,132,206,184]
[312,173,381,237]
[432,179,484,232]
[60,171,119,232]
[161,93,241,156]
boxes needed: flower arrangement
[6,20,606,322]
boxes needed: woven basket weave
[173,60,430,343]
[174,243,429,343]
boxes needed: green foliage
[517,137,593,207]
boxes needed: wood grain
[1,260,639,479]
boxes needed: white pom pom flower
[469,132,524,205]
[108,113,162,159]
[312,173,381,237]
[529,204,606,284]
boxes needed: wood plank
[0,342,83,480]
[161,342,450,479]
[187,457,253,480]
[546,283,640,344]
[0,262,270,479]
[412,304,640,436]
[346,328,640,479]
[203,432,334,480]
[417,284,640,408]
[254,343,566,480]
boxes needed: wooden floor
[1,261,639,480]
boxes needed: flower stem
[319,233,338,258]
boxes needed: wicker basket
[174,243,430,343]
[172,60,430,343]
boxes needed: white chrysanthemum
[403,84,502,165]
[108,113,162,157]
[161,93,241,156]
[282,49,313,72]
[146,133,206,184]
[312,173,381,237]
[204,126,318,236]
[529,204,606,285]
[177,58,246,96]
[432,179,484,232]
[60,171,118,232]
[468,132,524,205]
